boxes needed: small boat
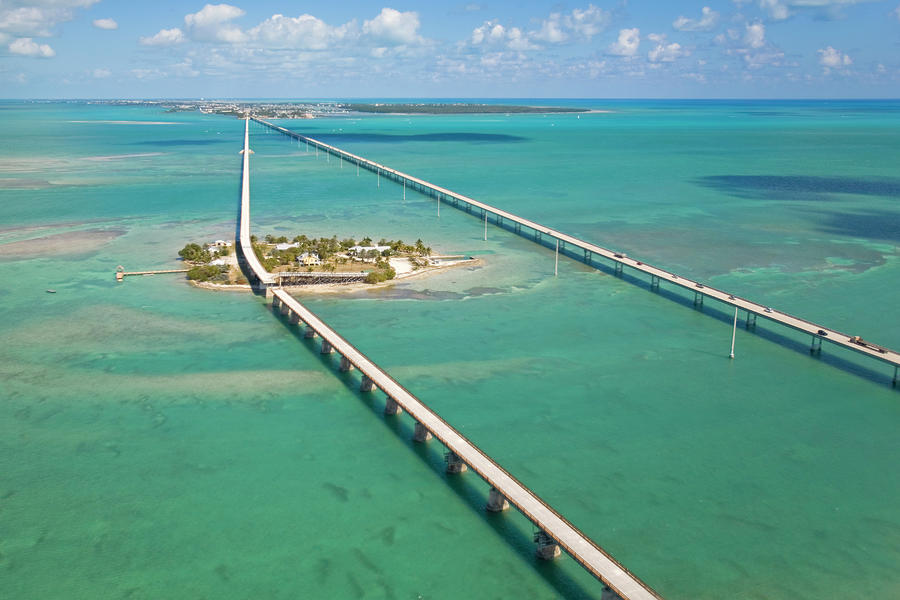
[46,289,56,293]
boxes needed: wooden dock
[116,268,188,281]
[237,118,662,600]
[251,117,900,382]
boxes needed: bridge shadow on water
[265,302,602,600]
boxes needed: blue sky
[2,0,899,98]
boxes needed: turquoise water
[1,100,898,599]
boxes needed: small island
[178,234,478,291]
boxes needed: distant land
[95,99,588,119]
[342,103,588,114]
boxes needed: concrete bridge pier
[650,275,660,291]
[384,396,403,415]
[360,375,376,392]
[533,530,561,560]
[893,366,897,388]
[280,301,290,315]
[340,356,354,372]
[601,585,625,600]
[810,335,823,355]
[321,340,334,354]
[745,312,757,330]
[413,421,432,443]
[289,312,300,325]
[486,486,510,512]
[444,451,467,474]
[271,296,281,311]
[304,327,318,339]
[264,286,275,300]
[614,262,624,276]
[693,291,704,308]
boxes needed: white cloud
[8,36,55,57]
[608,28,640,56]
[567,5,610,38]
[0,1,99,37]
[248,14,354,50]
[893,3,900,20]
[647,34,687,62]
[818,45,851,70]
[92,18,117,30]
[759,0,878,21]
[673,6,719,31]
[744,22,765,48]
[92,67,110,78]
[184,3,247,43]
[532,12,567,43]
[531,5,610,43]
[140,28,185,46]
[362,8,423,46]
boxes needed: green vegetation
[187,265,228,282]
[178,243,211,263]
[365,259,396,284]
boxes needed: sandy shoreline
[192,257,482,294]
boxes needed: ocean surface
[1,99,898,599]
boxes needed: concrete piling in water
[601,586,625,600]
[339,356,354,372]
[280,302,290,315]
[384,396,403,415]
[413,421,432,443]
[360,375,375,392]
[444,451,467,474]
[289,312,300,325]
[486,486,510,512]
[321,340,334,354]
[304,327,318,339]
[533,530,561,560]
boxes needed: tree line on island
[178,234,435,285]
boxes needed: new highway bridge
[249,116,900,387]
[236,118,662,600]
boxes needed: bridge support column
[271,296,280,310]
[693,292,704,308]
[486,487,509,512]
[893,366,897,388]
[340,356,354,372]
[614,262,623,276]
[601,585,625,600]
[444,451,467,473]
[280,302,290,315]
[533,530,561,560]
[384,396,403,416]
[745,312,757,330]
[583,249,591,264]
[651,275,660,291]
[321,340,334,354]
[360,375,376,392]
[265,286,275,300]
[413,421,432,443]
[515,223,521,234]
[289,312,300,325]
[810,335,823,355]
[304,327,318,339]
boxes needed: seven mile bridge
[250,116,900,388]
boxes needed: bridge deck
[252,118,899,371]
[272,288,661,600]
